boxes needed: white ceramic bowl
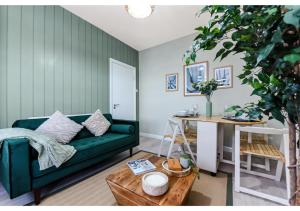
[142,171,169,196]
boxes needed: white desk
[176,115,264,174]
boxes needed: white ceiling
[63,5,209,51]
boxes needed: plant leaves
[283,6,300,28]
[215,48,226,60]
[223,41,234,49]
[271,109,285,124]
[283,54,300,64]
[271,28,282,43]
[256,43,275,66]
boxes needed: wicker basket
[161,160,191,177]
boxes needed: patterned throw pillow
[36,111,83,144]
[82,109,111,136]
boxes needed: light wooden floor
[0,136,286,206]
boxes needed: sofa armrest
[0,138,31,198]
[112,119,139,145]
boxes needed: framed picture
[214,65,233,89]
[165,73,178,91]
[183,61,208,96]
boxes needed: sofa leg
[130,148,133,157]
[33,189,41,205]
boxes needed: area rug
[38,151,232,206]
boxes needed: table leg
[232,125,235,162]
[218,124,224,163]
[234,125,240,192]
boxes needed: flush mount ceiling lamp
[125,4,154,19]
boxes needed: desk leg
[232,125,235,162]
[234,125,240,192]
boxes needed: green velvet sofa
[0,113,139,204]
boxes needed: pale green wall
[0,6,139,128]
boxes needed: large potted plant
[193,79,218,117]
[184,6,300,205]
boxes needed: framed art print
[183,61,208,96]
[214,65,233,89]
[166,73,178,91]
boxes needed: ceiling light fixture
[125,4,154,19]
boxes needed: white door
[110,58,136,120]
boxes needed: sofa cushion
[35,111,84,144]
[82,109,111,136]
[31,133,133,178]
[110,124,135,134]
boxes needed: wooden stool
[235,126,290,205]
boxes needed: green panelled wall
[0,6,139,128]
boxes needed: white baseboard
[140,132,162,140]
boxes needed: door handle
[113,104,120,109]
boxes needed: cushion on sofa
[35,111,83,144]
[110,124,135,134]
[31,133,134,177]
[82,109,111,136]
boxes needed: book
[127,159,156,175]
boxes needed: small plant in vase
[193,79,218,117]
[180,153,200,179]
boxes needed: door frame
[109,58,137,120]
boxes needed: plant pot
[180,157,190,169]
[206,101,212,117]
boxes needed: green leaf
[266,7,278,15]
[252,79,263,89]
[256,43,275,66]
[270,74,281,86]
[292,47,300,53]
[225,105,241,112]
[215,48,226,60]
[271,28,282,43]
[232,31,240,41]
[223,41,233,49]
[283,6,300,28]
[220,50,232,60]
[283,54,300,65]
[240,34,251,41]
[271,109,285,124]
[257,73,269,83]
[241,78,248,84]
[251,88,266,96]
[205,41,217,50]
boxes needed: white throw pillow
[82,109,111,136]
[36,111,83,144]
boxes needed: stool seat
[240,143,285,161]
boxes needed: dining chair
[157,118,197,165]
[235,125,290,205]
